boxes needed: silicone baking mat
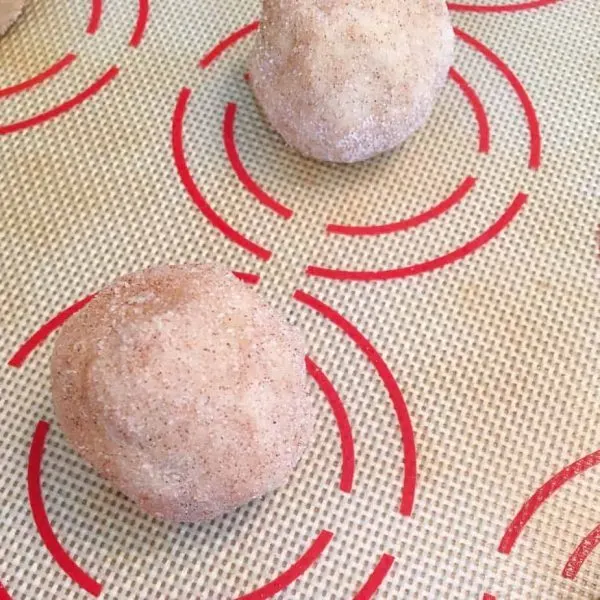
[1,0,599,598]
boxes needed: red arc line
[235,530,333,599]
[232,271,260,284]
[8,295,96,367]
[499,449,600,554]
[448,0,562,13]
[199,21,260,69]
[0,66,119,136]
[129,0,149,48]
[172,88,272,261]
[354,554,395,599]
[327,176,476,236]
[28,421,102,596]
[223,102,293,220]
[305,356,355,493]
[455,27,541,170]
[562,523,600,580]
[0,583,12,600]
[308,191,527,281]
[87,0,102,35]
[0,54,77,98]
[294,290,417,516]
[449,67,490,154]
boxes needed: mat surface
[1,0,599,598]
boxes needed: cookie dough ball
[249,0,454,163]
[51,264,314,522]
[0,0,25,36]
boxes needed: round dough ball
[249,0,454,163]
[0,0,25,36]
[51,264,314,522]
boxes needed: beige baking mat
[1,0,599,598]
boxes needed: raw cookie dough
[0,0,25,36]
[51,264,314,522]
[249,0,454,163]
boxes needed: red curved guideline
[28,422,102,596]
[562,523,600,580]
[308,191,527,281]
[87,0,102,35]
[8,295,95,367]
[354,554,395,600]
[223,103,293,220]
[294,290,416,516]
[235,530,333,599]
[449,67,490,154]
[327,176,476,236]
[448,0,561,13]
[0,54,77,99]
[172,88,272,260]
[199,21,259,69]
[0,66,118,136]
[232,271,261,284]
[455,28,540,170]
[305,356,355,493]
[499,449,600,554]
[8,272,257,368]
[0,583,12,600]
[129,0,149,48]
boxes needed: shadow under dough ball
[51,264,315,522]
[0,0,25,36]
[249,0,454,163]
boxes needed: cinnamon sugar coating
[51,264,314,522]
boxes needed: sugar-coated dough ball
[0,0,25,36]
[51,264,314,522]
[249,0,454,163]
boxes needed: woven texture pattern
[1,0,599,598]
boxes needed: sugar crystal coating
[51,264,314,522]
[249,0,454,163]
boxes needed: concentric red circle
[448,0,562,14]
[0,54,77,98]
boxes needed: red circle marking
[8,294,96,367]
[449,67,490,154]
[0,54,77,99]
[308,191,527,281]
[455,27,541,170]
[172,88,272,261]
[354,554,395,599]
[0,583,12,600]
[448,0,562,13]
[235,530,333,600]
[232,271,261,284]
[0,66,119,135]
[199,21,260,69]
[223,102,294,220]
[87,0,102,35]
[499,449,600,554]
[305,356,355,493]
[482,594,497,600]
[294,290,417,516]
[562,523,600,580]
[198,22,537,169]
[327,176,476,236]
[28,421,102,596]
[129,0,149,48]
